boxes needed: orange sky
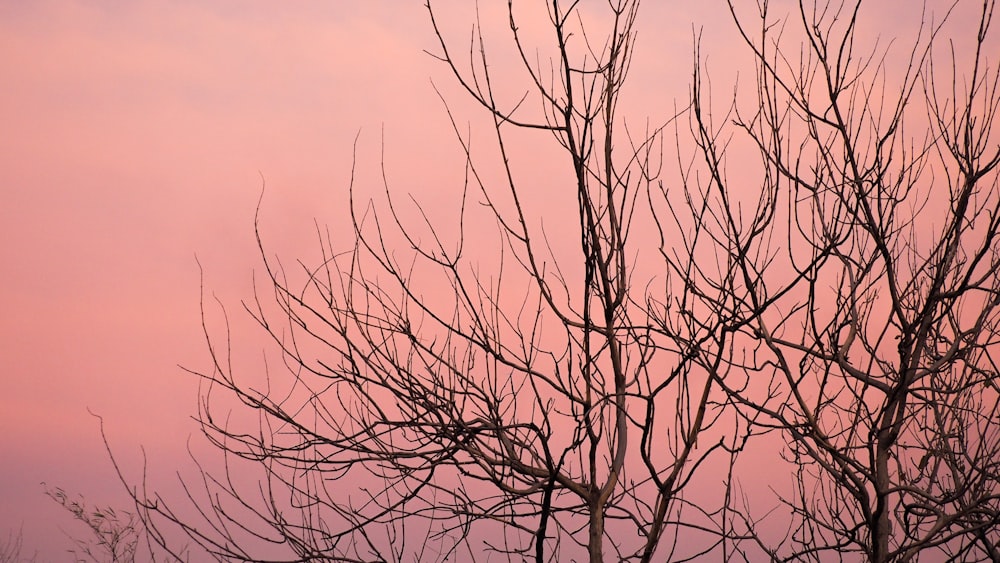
[0,1,987,559]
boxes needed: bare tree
[687,0,1000,561]
[106,0,1000,562]
[112,1,740,561]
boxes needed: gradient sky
[0,1,984,559]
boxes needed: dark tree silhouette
[695,0,1000,560]
[108,0,1000,561]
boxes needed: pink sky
[0,1,986,559]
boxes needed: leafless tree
[106,0,1000,562]
[687,0,1000,561]
[112,1,742,561]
